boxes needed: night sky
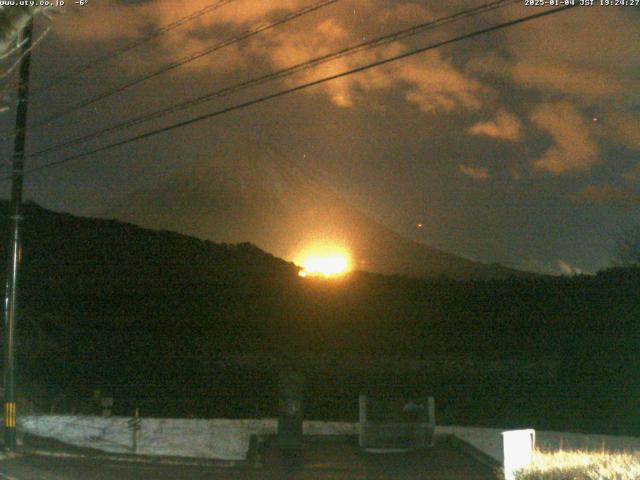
[0,0,638,275]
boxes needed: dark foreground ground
[0,441,498,479]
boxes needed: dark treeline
[1,202,639,435]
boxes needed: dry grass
[514,450,640,480]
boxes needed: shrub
[515,450,640,480]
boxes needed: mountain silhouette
[106,141,532,280]
[0,201,638,434]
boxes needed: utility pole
[3,16,34,452]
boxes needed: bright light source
[295,245,352,278]
[503,429,535,480]
[299,255,349,277]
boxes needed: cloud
[467,7,639,158]
[468,109,522,141]
[600,111,640,152]
[576,184,640,210]
[530,102,599,175]
[623,163,640,183]
[502,6,640,105]
[518,258,588,276]
[49,0,640,118]
[511,62,627,100]
[52,0,486,114]
[459,165,489,181]
[395,54,483,113]
[255,7,484,113]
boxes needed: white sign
[502,429,535,480]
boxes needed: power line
[30,0,238,95]
[24,0,338,132]
[28,0,519,159]
[4,5,575,181]
[23,3,569,169]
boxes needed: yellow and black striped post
[4,402,16,428]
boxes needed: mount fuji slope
[106,142,533,280]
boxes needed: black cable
[30,0,238,95]
[26,0,339,131]
[4,5,575,181]
[27,0,519,159]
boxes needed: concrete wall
[18,415,356,461]
[18,415,640,463]
[437,426,504,461]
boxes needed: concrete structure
[18,415,356,460]
[277,369,304,450]
[358,394,435,450]
[17,415,640,467]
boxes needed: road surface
[0,441,498,479]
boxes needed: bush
[515,450,640,480]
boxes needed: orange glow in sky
[296,245,352,278]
